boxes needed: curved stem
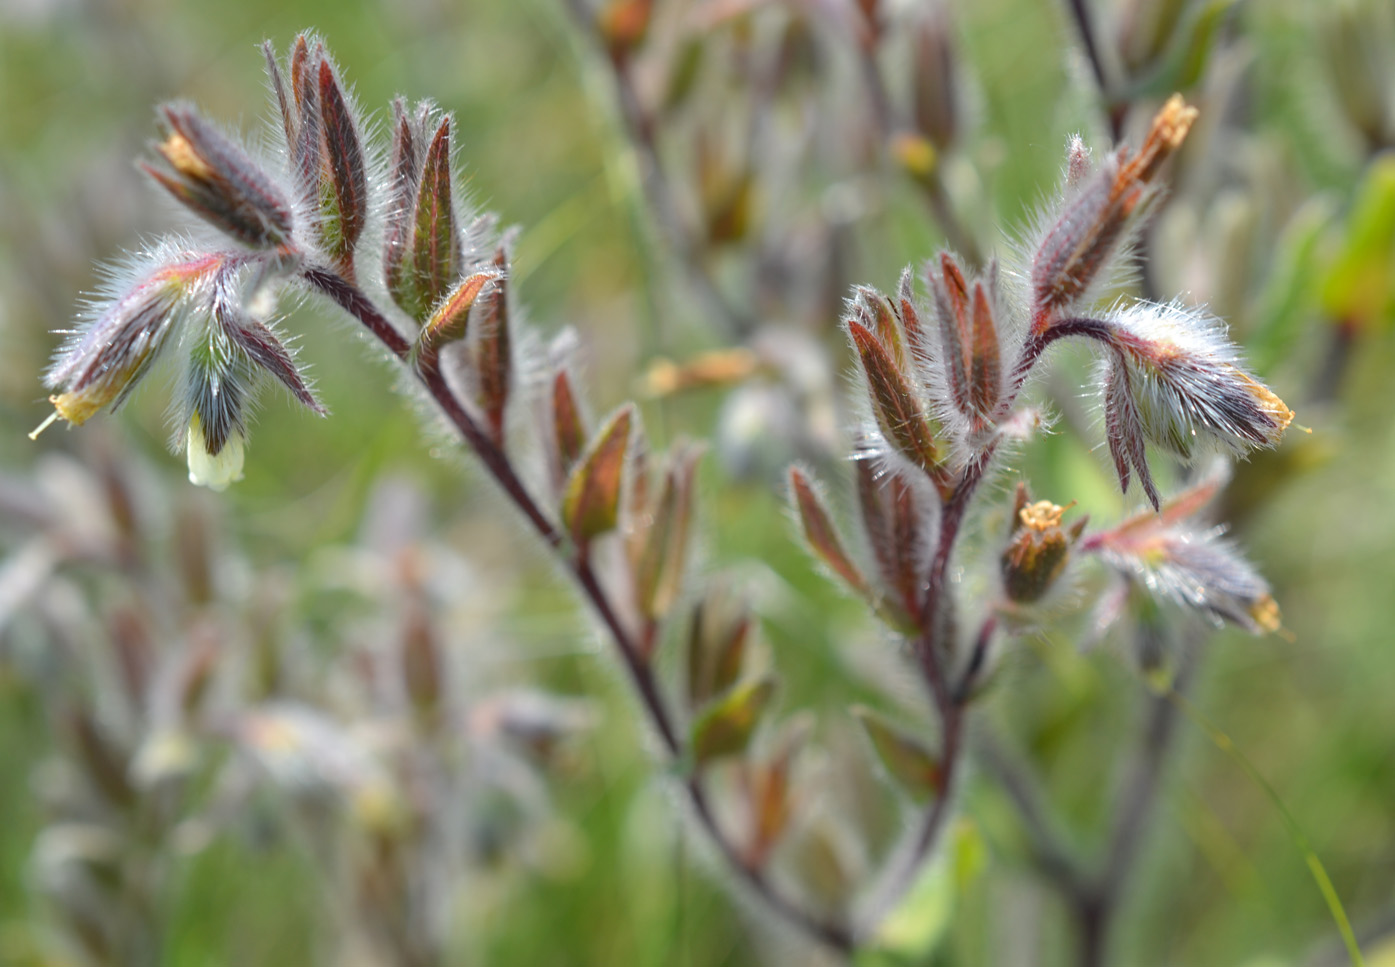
[303,264,852,954]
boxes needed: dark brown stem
[304,264,851,954]
[1074,656,1192,964]
[1062,0,1122,141]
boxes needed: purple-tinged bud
[928,251,973,417]
[1101,302,1294,462]
[142,104,293,249]
[855,458,929,629]
[1030,96,1197,330]
[551,367,587,480]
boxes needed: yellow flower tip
[1019,499,1072,532]
[1157,95,1199,150]
[186,415,245,492]
[1239,373,1295,439]
[1249,594,1282,635]
[159,132,214,180]
[49,391,105,428]
[890,131,938,180]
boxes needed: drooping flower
[1081,473,1281,634]
[34,251,229,437]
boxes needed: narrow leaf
[857,287,907,373]
[897,265,927,358]
[691,677,777,767]
[317,58,367,275]
[225,318,326,415]
[561,404,633,544]
[789,466,870,597]
[474,250,512,447]
[849,321,941,477]
[855,460,924,625]
[407,117,459,322]
[384,100,420,311]
[969,280,1001,419]
[686,590,751,709]
[852,705,942,801]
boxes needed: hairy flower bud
[1030,96,1197,329]
[35,252,227,436]
[1082,474,1281,634]
[1001,485,1083,603]
[1102,302,1293,459]
[142,104,294,249]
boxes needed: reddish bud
[848,320,943,483]
[968,279,1002,423]
[789,466,872,600]
[561,404,633,544]
[855,459,926,627]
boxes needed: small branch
[854,31,983,269]
[561,5,754,336]
[1062,0,1123,141]
[304,263,852,954]
[974,727,1092,898]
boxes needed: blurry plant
[21,25,1319,964]
[0,443,591,966]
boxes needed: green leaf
[691,677,776,767]
[561,405,634,544]
[852,706,941,802]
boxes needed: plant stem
[560,1,754,337]
[1062,0,1123,141]
[303,264,854,954]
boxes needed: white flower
[186,413,245,491]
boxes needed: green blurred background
[2,0,1394,964]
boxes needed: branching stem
[303,263,854,953]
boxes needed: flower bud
[36,252,225,437]
[186,413,245,491]
[1030,96,1197,329]
[1000,484,1081,603]
[142,104,293,249]
[1081,473,1281,634]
